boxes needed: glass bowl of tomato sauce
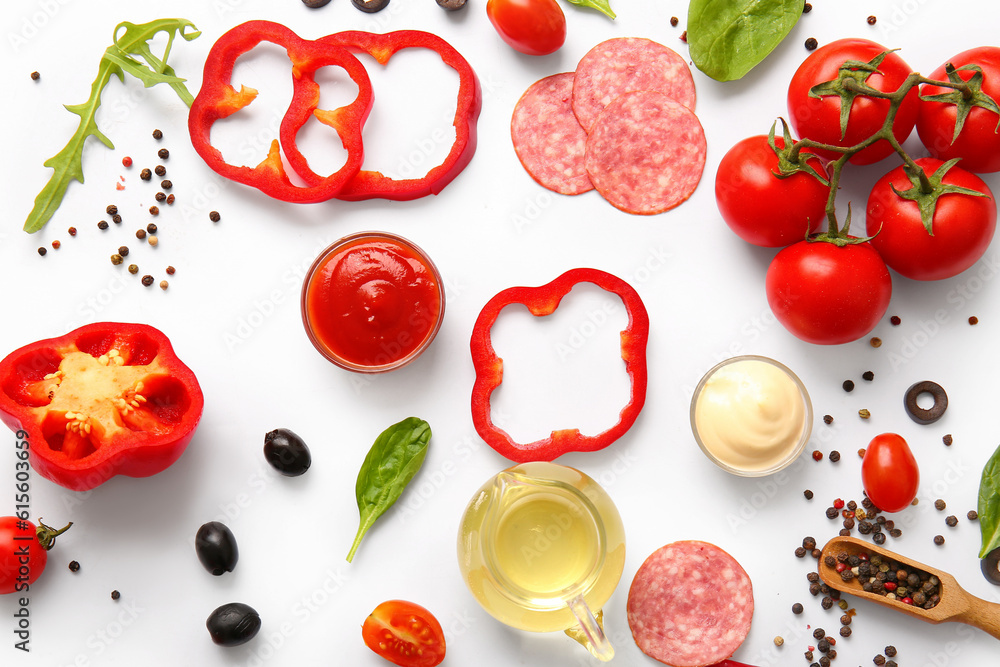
[301,231,445,373]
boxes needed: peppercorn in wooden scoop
[819,536,1000,640]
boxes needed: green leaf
[687,0,802,82]
[347,418,432,563]
[23,18,199,234]
[562,0,615,19]
[979,444,1000,558]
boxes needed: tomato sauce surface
[303,234,443,370]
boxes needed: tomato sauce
[302,233,444,372]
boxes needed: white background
[2,0,1000,665]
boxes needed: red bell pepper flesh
[315,30,483,201]
[470,268,649,463]
[0,323,204,491]
[188,21,373,204]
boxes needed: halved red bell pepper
[470,268,649,463]
[315,30,483,201]
[0,323,204,491]
[188,20,373,204]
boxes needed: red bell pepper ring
[470,268,649,463]
[188,21,373,204]
[0,323,204,491]
[312,30,483,201]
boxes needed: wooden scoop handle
[954,595,1000,640]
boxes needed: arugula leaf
[347,417,432,563]
[978,443,1000,558]
[562,0,616,19]
[24,18,199,234]
[687,0,803,82]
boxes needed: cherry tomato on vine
[362,600,446,667]
[861,433,919,513]
[787,38,918,165]
[486,0,566,56]
[765,239,892,345]
[716,135,831,247]
[917,46,1000,173]
[0,517,71,594]
[866,157,997,281]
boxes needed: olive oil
[458,462,626,634]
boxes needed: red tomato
[866,157,997,281]
[917,46,1000,173]
[765,239,892,345]
[861,433,920,513]
[0,517,70,595]
[787,38,918,165]
[715,135,831,247]
[486,0,566,56]
[362,600,446,667]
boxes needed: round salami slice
[585,91,706,215]
[511,73,593,196]
[572,37,696,132]
[627,541,753,667]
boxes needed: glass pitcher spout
[565,594,614,661]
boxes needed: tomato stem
[35,519,73,551]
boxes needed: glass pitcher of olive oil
[457,462,626,660]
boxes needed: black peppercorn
[934,535,945,545]
[946,515,958,527]
[147,223,157,234]
[161,179,172,190]
[152,129,163,140]
[209,210,221,222]
[829,450,841,462]
[862,370,875,381]
[805,37,818,50]
[106,204,118,215]
[157,148,169,159]
[118,246,129,257]
[884,646,897,658]
[804,489,814,499]
[112,214,122,224]
[867,15,877,25]
[141,275,154,287]
[98,221,109,230]
[149,206,159,216]
[792,602,804,614]
[839,626,851,637]
[140,168,152,180]
[37,247,47,256]
[68,560,80,572]
[843,379,855,392]
[111,590,120,601]
[154,165,166,177]
[155,192,166,202]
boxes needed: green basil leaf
[562,0,615,19]
[347,417,431,562]
[687,0,803,82]
[978,443,1000,558]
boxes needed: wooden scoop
[819,536,1000,640]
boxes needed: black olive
[352,0,390,12]
[206,602,261,646]
[437,0,468,9]
[263,428,312,476]
[301,0,331,7]
[983,546,1000,586]
[195,521,239,576]
[904,380,948,425]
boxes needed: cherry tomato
[362,600,446,667]
[765,239,892,345]
[716,135,830,247]
[486,0,566,56]
[866,157,996,281]
[917,46,1000,173]
[0,517,70,594]
[861,433,920,513]
[787,38,918,165]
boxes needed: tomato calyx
[807,204,875,247]
[920,63,1000,142]
[768,120,829,186]
[889,158,992,235]
[809,51,902,139]
[34,519,72,551]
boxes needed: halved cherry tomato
[861,433,919,513]
[362,600,446,667]
[486,0,566,56]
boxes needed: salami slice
[584,91,706,215]
[627,541,753,667]
[511,73,593,196]
[572,37,696,132]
